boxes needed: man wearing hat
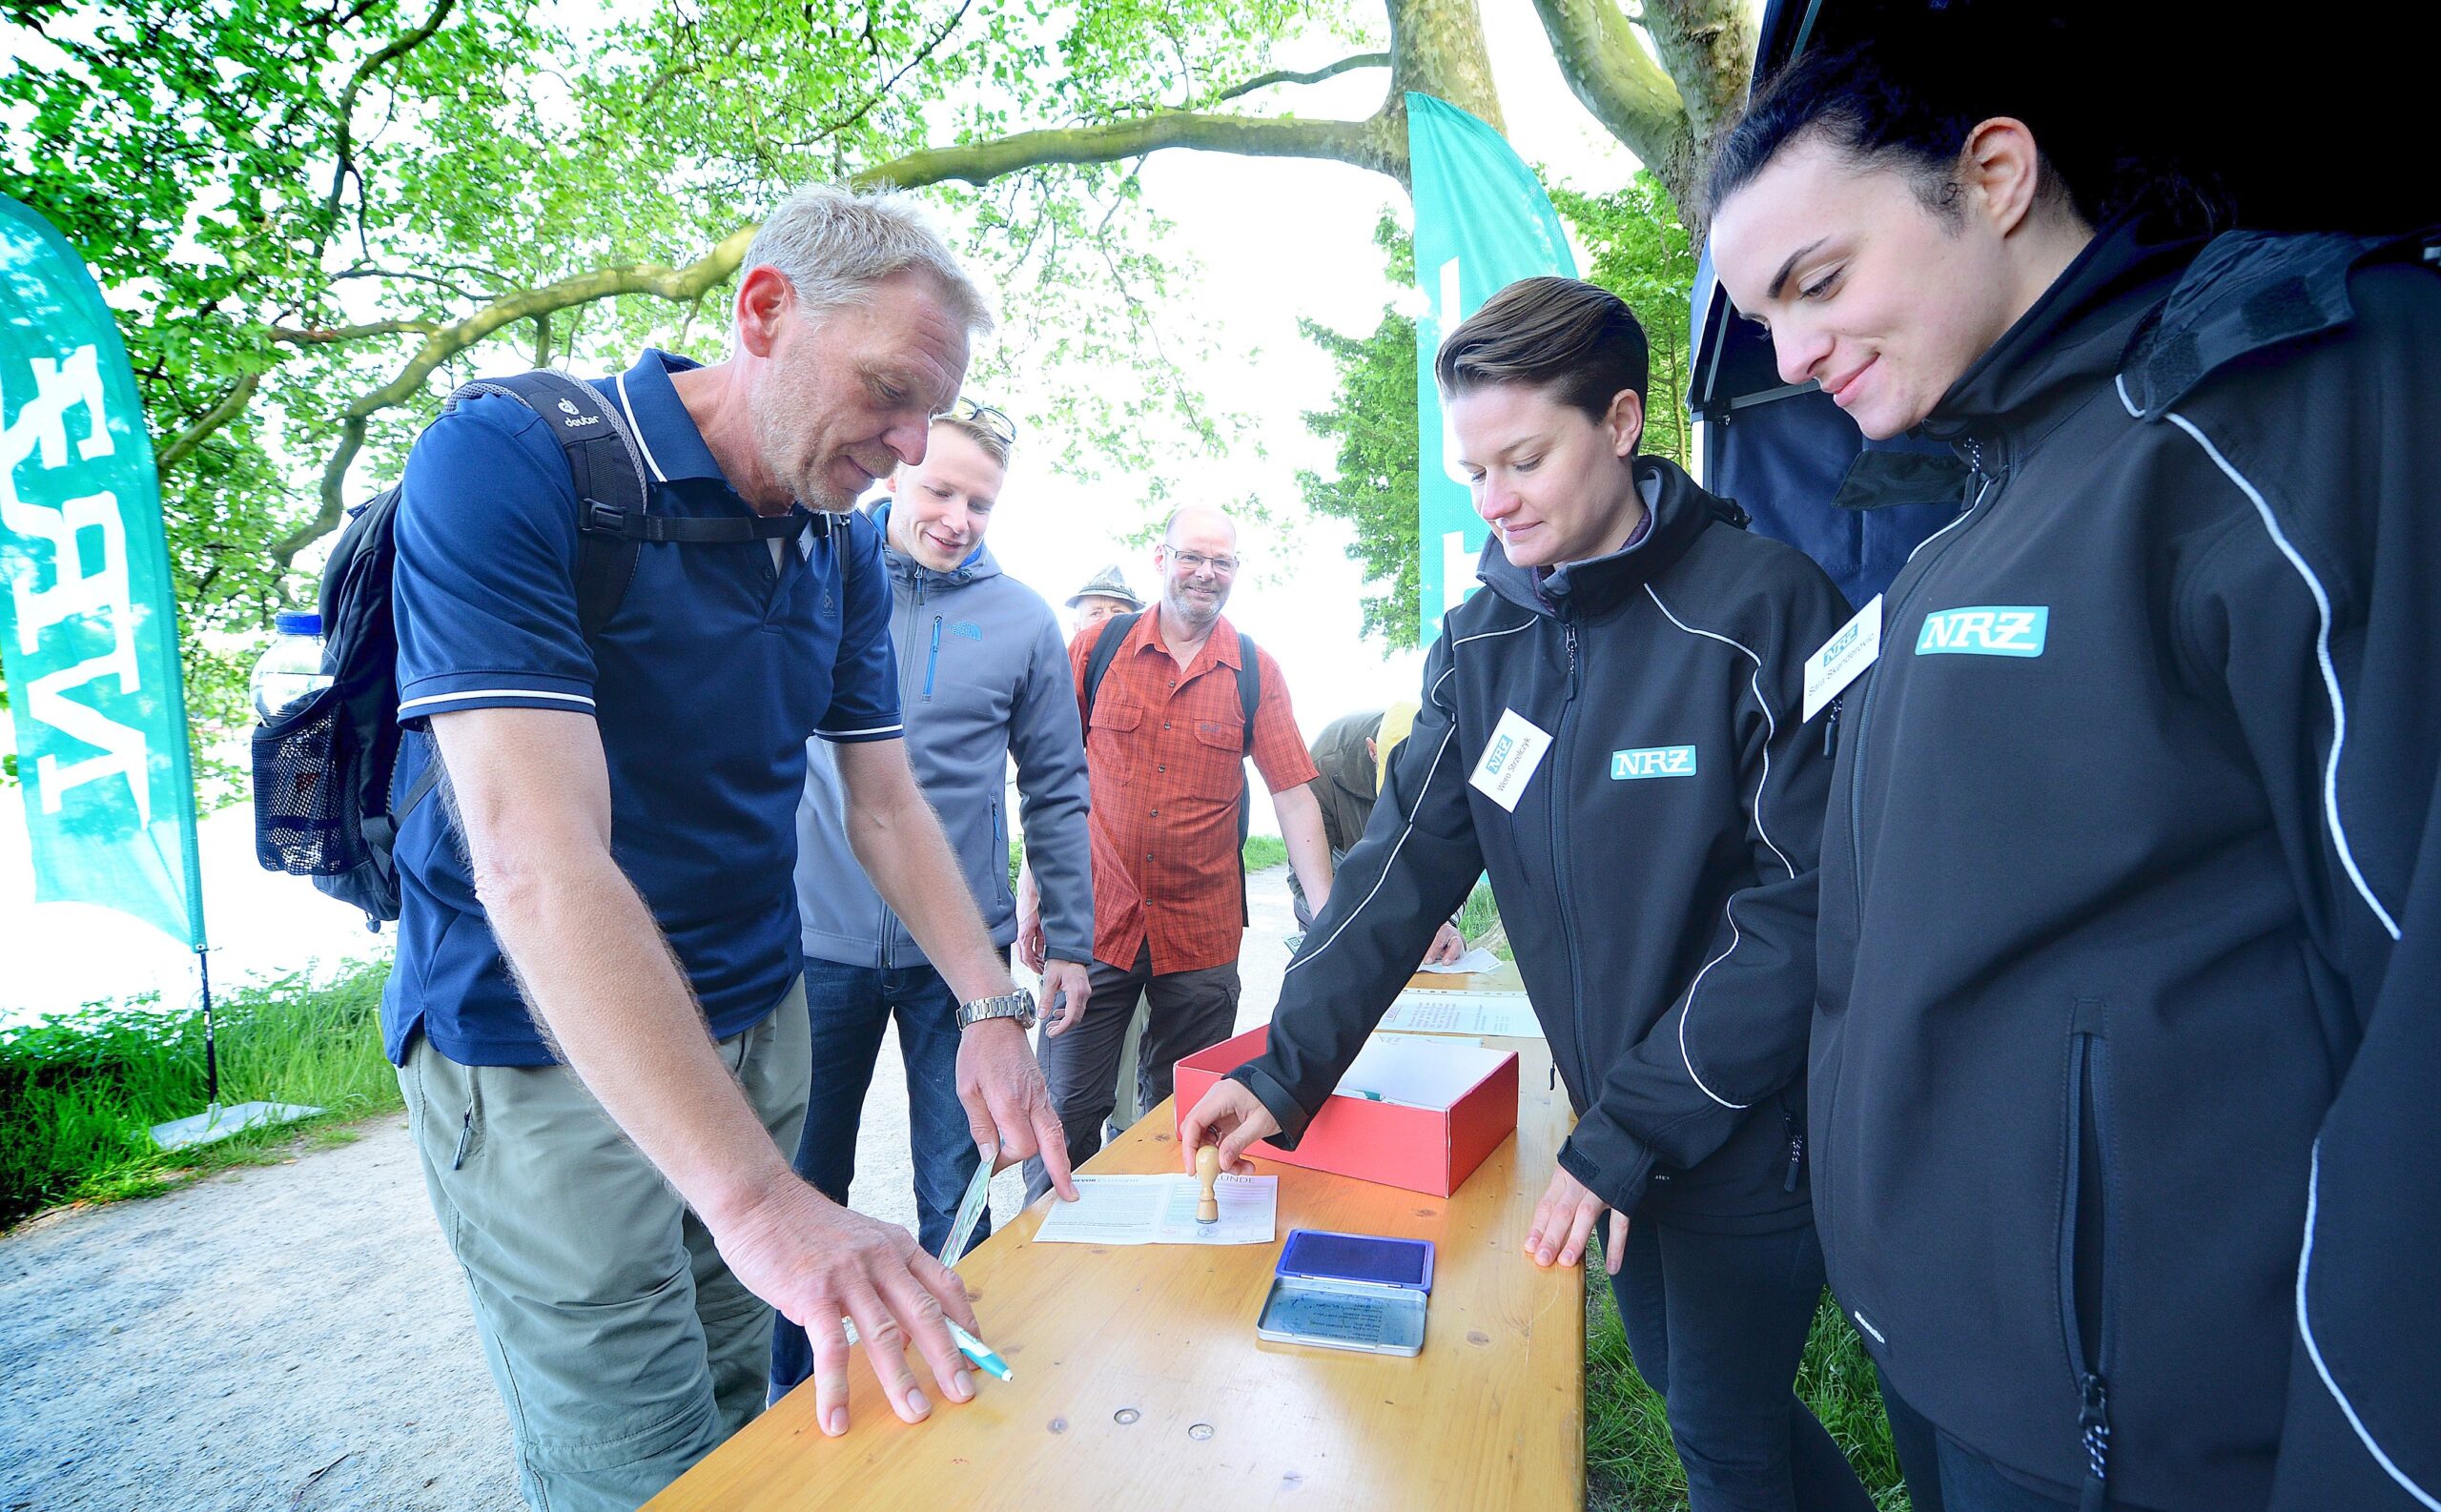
[1064,563,1141,638]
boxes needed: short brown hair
[1435,276,1650,427]
[932,412,1014,469]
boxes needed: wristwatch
[955,988,1037,1032]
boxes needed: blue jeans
[768,954,987,1400]
[1609,1218,1875,1512]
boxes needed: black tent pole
[196,946,218,1106]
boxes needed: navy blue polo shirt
[380,350,902,1066]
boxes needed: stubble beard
[750,373,854,514]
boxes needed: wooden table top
[649,964,1583,1512]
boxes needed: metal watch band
[955,989,1036,1031]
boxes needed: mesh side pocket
[252,698,361,877]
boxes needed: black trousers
[1608,1217,1876,1512]
[1023,941,1239,1200]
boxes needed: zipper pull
[2078,1371,2113,1494]
[1822,695,1842,758]
[1565,618,1580,676]
[1783,1110,1805,1193]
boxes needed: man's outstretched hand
[713,1175,979,1436]
[957,1017,1077,1197]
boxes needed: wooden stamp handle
[1196,1143,1220,1223]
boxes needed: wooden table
[649,964,1582,1511]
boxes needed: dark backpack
[1080,609,1264,917]
[250,369,802,928]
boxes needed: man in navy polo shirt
[385,185,1075,1512]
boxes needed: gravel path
[0,868,1300,1512]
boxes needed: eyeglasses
[939,397,1017,443]
[1163,547,1240,576]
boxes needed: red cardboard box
[1173,1026,1519,1197]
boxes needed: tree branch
[316,0,461,252]
[265,226,762,566]
[256,105,1404,563]
[1528,0,1695,208]
[1214,51,1391,103]
[269,318,444,344]
[154,371,262,479]
[853,108,1400,190]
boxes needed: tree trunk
[1385,0,1508,161]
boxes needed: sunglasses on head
[939,397,1017,443]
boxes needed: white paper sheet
[1380,990,1546,1039]
[1032,1174,1278,1245]
[1414,945,1506,975]
[1333,1033,1514,1110]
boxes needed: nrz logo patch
[1485,733,1516,774]
[1915,606,2048,658]
[1610,746,1698,780]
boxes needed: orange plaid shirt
[1072,611,1319,973]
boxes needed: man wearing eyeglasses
[772,399,1097,1401]
[1020,503,1337,1196]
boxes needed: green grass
[0,959,400,1225]
[1587,1262,1910,1510]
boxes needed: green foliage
[1587,1264,1912,1511]
[1295,212,1421,650]
[0,959,399,1223]
[1298,172,1700,651]
[1241,833,1289,871]
[1,0,1354,757]
[1548,174,1700,469]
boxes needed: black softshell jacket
[1235,457,1849,1231]
[1815,220,2441,1512]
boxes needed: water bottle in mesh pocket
[252,688,353,877]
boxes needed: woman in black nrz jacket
[1182,277,1873,1512]
[1705,38,2441,1512]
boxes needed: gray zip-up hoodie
[795,504,1094,971]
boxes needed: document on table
[1414,945,1506,975]
[1381,989,1546,1039]
[1033,1174,1278,1245]
[1334,1033,1515,1110]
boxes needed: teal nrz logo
[1915,606,2049,658]
[1611,746,1698,780]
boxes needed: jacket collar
[1476,455,1737,621]
[1918,217,2203,458]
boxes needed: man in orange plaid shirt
[1018,504,1335,1196]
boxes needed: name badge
[1468,708,1554,813]
[1804,595,1882,722]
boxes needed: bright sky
[0,1,1643,1024]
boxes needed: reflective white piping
[2122,376,2401,940]
[397,688,597,714]
[815,723,905,740]
[615,370,669,483]
[2296,1142,2441,1509]
[1288,615,1531,973]
[1644,582,1792,1111]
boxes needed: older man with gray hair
[384,184,1072,1511]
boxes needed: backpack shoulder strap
[1081,610,1143,723]
[1233,630,1261,753]
[446,372,650,638]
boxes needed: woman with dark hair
[1182,276,1873,1512]
[1706,39,2441,1512]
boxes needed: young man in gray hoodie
[770,403,1095,1400]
